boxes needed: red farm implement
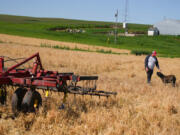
[0,53,116,113]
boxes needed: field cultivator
[0,53,117,113]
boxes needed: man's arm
[155,57,160,69]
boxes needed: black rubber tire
[21,90,42,113]
[11,88,27,114]
[0,89,7,105]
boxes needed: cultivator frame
[0,53,117,113]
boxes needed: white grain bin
[148,27,159,36]
[154,19,180,35]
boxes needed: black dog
[157,72,176,87]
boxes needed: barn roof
[154,19,180,35]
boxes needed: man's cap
[152,51,157,56]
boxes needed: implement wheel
[0,87,7,105]
[21,90,42,113]
[11,88,27,114]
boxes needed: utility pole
[123,0,128,34]
[114,9,118,44]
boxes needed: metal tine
[87,80,89,89]
[92,80,95,89]
[83,80,85,91]
[86,80,88,90]
[94,80,97,90]
[88,80,90,89]
[84,80,86,90]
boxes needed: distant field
[0,14,180,57]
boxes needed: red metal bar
[11,78,57,87]
[32,62,38,75]
[36,53,43,70]
[4,52,43,75]
[0,77,11,85]
[0,57,4,73]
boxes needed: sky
[0,0,180,24]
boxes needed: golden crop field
[0,34,180,135]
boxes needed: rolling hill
[0,14,180,57]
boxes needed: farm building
[148,27,159,36]
[154,19,180,35]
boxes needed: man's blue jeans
[146,69,153,83]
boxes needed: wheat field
[0,34,180,135]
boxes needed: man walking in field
[145,51,161,84]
